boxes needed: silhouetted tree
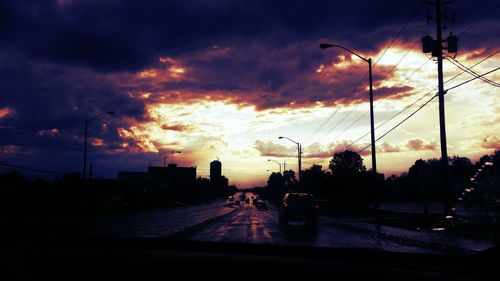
[300,165,329,195]
[450,156,473,187]
[329,150,366,176]
[282,170,297,189]
[264,172,286,202]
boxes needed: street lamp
[167,150,182,166]
[267,159,282,173]
[83,111,115,179]
[320,43,377,174]
[278,136,301,181]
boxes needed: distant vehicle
[253,198,263,206]
[255,200,268,211]
[279,193,319,230]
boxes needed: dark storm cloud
[1,0,498,72]
[0,52,148,129]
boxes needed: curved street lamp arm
[268,159,281,166]
[319,43,369,63]
[87,111,115,124]
[278,136,299,145]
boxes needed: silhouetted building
[118,164,197,197]
[210,160,222,182]
[148,164,196,185]
[209,159,228,189]
[218,175,229,189]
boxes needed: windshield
[0,0,499,255]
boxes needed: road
[84,193,496,254]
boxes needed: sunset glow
[0,0,498,187]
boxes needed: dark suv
[279,193,319,230]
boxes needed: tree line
[258,150,500,213]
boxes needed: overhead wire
[303,1,424,146]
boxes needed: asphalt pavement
[84,192,497,254]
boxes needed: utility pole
[435,0,451,214]
[422,0,457,214]
[298,144,302,181]
[368,58,376,174]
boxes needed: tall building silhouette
[210,159,222,182]
[210,159,228,189]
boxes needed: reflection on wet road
[86,193,494,254]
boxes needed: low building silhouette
[119,164,196,190]
[118,164,197,207]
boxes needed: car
[254,200,268,211]
[279,193,319,230]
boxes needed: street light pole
[320,43,379,222]
[268,159,282,173]
[320,43,377,174]
[170,150,182,165]
[278,136,301,181]
[83,111,115,180]
[83,121,89,180]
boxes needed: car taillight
[283,202,288,208]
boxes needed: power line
[0,163,66,175]
[372,2,424,68]
[333,38,430,142]
[302,105,342,144]
[323,102,362,136]
[302,76,366,145]
[445,66,500,91]
[357,94,437,153]
[356,65,500,153]
[445,56,500,87]
[345,49,499,150]
[303,2,423,145]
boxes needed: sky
[0,0,499,187]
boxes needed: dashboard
[2,236,498,280]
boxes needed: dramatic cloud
[161,123,192,132]
[481,135,500,149]
[254,140,295,157]
[0,145,20,154]
[406,138,437,151]
[0,0,498,186]
[0,107,15,119]
[380,142,402,153]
